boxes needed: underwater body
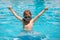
[13,30,46,40]
[0,0,60,40]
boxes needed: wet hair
[23,10,32,17]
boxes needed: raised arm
[31,7,48,23]
[8,6,22,21]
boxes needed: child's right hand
[45,7,48,10]
[8,6,12,9]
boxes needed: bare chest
[23,21,33,29]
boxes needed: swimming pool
[0,0,60,40]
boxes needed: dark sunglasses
[24,16,31,18]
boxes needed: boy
[9,6,48,40]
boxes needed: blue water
[0,0,60,40]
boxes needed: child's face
[23,10,32,22]
[24,16,31,22]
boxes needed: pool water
[0,0,60,40]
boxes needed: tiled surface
[0,0,60,40]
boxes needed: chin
[28,21,30,22]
